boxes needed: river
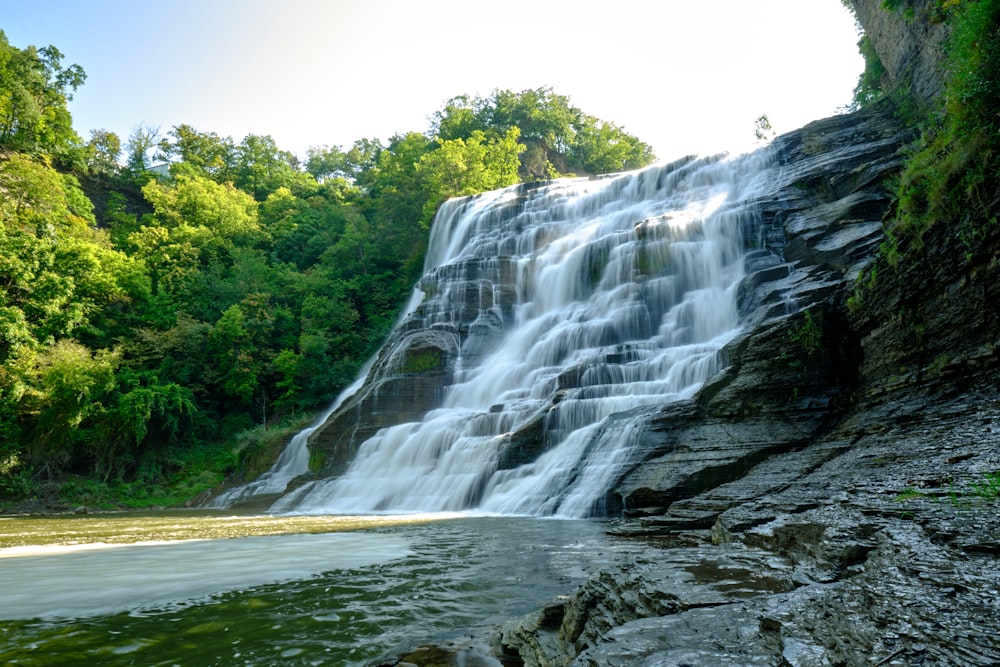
[0,512,624,666]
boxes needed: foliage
[0,31,85,158]
[85,129,122,174]
[124,123,160,174]
[847,0,1000,313]
[753,114,776,142]
[884,0,1000,258]
[852,34,886,108]
[0,31,659,507]
[429,86,655,179]
[790,310,823,356]
[895,471,1000,506]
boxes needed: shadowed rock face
[849,0,949,107]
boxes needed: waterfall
[238,147,779,517]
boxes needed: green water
[0,513,618,666]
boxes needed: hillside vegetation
[0,29,655,508]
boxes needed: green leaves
[0,31,85,156]
[417,127,525,222]
[429,86,656,179]
[0,31,663,502]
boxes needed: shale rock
[848,0,949,107]
[498,392,1000,666]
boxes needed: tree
[141,171,262,245]
[234,133,314,200]
[0,156,91,356]
[158,124,236,182]
[305,144,347,183]
[85,129,122,174]
[754,114,776,143]
[0,31,85,156]
[417,127,524,220]
[207,304,259,405]
[428,95,489,141]
[124,123,161,174]
[488,87,578,153]
[126,223,200,298]
[427,86,656,179]
[18,340,117,476]
[570,116,656,175]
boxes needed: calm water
[0,512,621,666]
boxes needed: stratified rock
[611,104,907,518]
[848,0,949,107]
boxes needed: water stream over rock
[222,150,786,516]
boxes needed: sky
[1,0,863,163]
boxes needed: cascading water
[229,148,780,517]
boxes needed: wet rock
[496,392,1000,666]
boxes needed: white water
[260,151,777,517]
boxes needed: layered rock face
[609,106,908,519]
[849,0,949,106]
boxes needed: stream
[0,512,623,666]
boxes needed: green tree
[124,123,161,174]
[142,170,262,245]
[234,133,314,200]
[18,340,117,476]
[158,124,237,182]
[417,127,524,220]
[0,31,85,156]
[305,144,348,183]
[429,94,489,141]
[570,116,656,174]
[0,155,94,355]
[85,129,122,174]
[207,304,259,405]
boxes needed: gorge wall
[850,0,949,106]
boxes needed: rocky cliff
[849,0,949,106]
[376,2,1000,665]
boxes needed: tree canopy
[0,31,657,506]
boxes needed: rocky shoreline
[491,382,1000,666]
[374,381,1000,666]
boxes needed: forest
[0,30,656,507]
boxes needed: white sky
[1,0,862,162]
